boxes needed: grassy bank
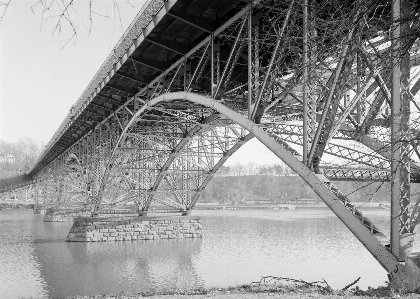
[64,279,419,299]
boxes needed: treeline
[0,137,44,179]
[201,175,311,203]
[201,170,420,204]
[216,163,295,177]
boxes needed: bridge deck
[28,0,248,176]
[3,0,420,287]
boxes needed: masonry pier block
[388,256,420,292]
[34,206,47,214]
[65,216,203,242]
[43,209,91,222]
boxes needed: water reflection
[32,229,203,297]
[1,208,411,298]
[195,210,388,289]
[0,211,47,298]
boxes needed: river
[1,208,418,298]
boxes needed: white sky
[0,0,281,165]
[0,0,145,144]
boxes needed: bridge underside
[2,0,420,290]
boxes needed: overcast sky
[0,0,282,165]
[1,0,146,143]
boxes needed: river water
[1,208,418,298]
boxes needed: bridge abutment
[65,216,203,242]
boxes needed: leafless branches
[1,0,137,48]
[249,275,333,293]
[0,0,12,24]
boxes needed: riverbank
[0,202,34,210]
[66,284,419,299]
[194,202,389,211]
[2,209,413,298]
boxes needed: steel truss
[5,0,420,287]
[103,91,401,274]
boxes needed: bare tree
[0,137,43,178]
[0,0,138,47]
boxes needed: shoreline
[0,202,390,213]
[3,208,417,299]
[0,202,34,210]
[64,283,419,299]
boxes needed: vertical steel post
[57,157,64,206]
[302,0,309,165]
[184,58,191,91]
[248,10,252,120]
[390,0,401,258]
[211,33,215,98]
[356,53,362,124]
[184,58,187,91]
[254,17,259,105]
[399,0,411,236]
[43,172,47,203]
[307,1,317,171]
[34,178,39,205]
[356,21,364,125]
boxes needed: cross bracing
[1,0,420,288]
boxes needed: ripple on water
[0,208,398,298]
[0,210,48,298]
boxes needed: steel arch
[94,111,251,214]
[65,153,83,169]
[140,114,245,215]
[92,91,399,273]
[142,114,219,214]
[187,132,254,212]
[61,153,88,205]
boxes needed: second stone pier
[43,208,91,222]
[66,215,203,242]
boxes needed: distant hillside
[0,138,43,179]
[199,174,420,204]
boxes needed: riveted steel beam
[167,10,215,33]
[146,37,192,55]
[111,91,399,274]
[129,57,171,73]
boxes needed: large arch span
[93,107,254,215]
[91,91,399,273]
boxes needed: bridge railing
[29,0,166,175]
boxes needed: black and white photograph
[1,0,420,298]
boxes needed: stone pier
[43,208,91,222]
[66,216,203,242]
[34,206,47,214]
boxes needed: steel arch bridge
[1,0,420,289]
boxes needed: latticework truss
[1,0,420,286]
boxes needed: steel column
[399,0,411,236]
[302,0,309,165]
[390,0,401,257]
[250,0,295,120]
[248,10,252,120]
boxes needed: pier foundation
[388,254,420,292]
[65,216,203,242]
[34,205,46,214]
[43,208,91,222]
